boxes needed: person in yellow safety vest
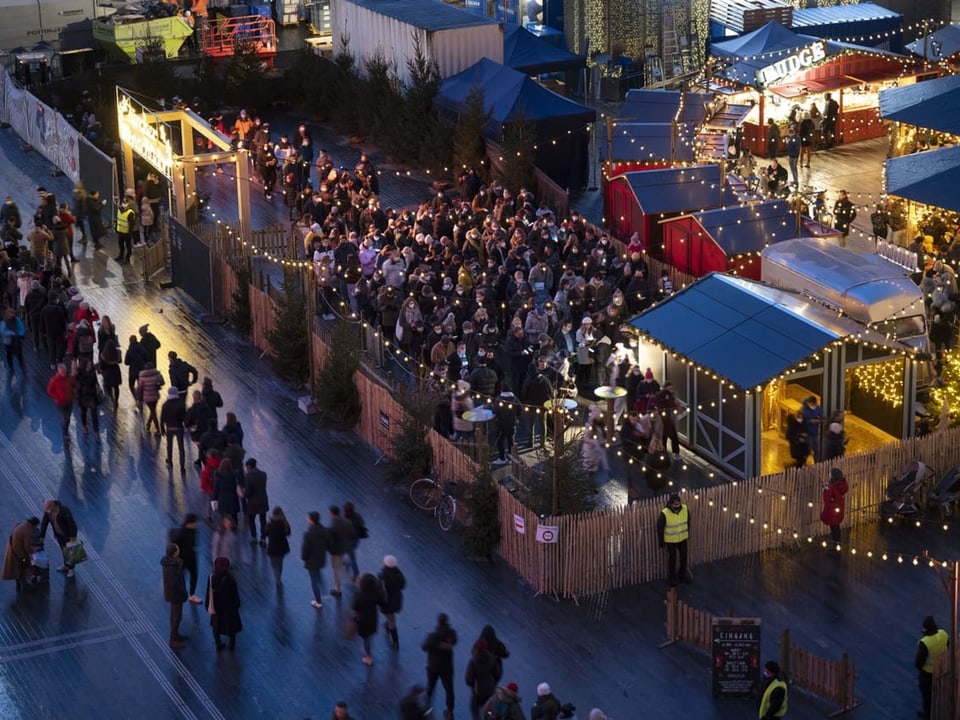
[757,660,788,719]
[916,615,949,719]
[656,492,689,587]
[114,194,137,265]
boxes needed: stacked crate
[280,0,300,26]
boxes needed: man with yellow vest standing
[657,493,689,587]
[916,615,949,719]
[114,192,137,265]
[757,660,788,719]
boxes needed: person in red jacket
[821,467,849,551]
[47,363,77,443]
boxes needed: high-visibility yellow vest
[920,629,949,673]
[758,678,788,718]
[661,505,689,543]
[116,208,134,234]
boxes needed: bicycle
[409,465,458,531]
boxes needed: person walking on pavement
[3,516,39,592]
[75,358,102,439]
[464,638,502,719]
[162,543,189,649]
[41,296,68,369]
[478,625,510,664]
[46,363,77,443]
[136,361,165,436]
[480,681,525,720]
[2,306,26,377]
[210,515,238,566]
[343,501,366,578]
[264,507,291,589]
[657,493,690,587]
[832,190,857,238]
[821,468,849,551]
[138,324,161,367]
[168,350,198,396]
[212,458,241,525]
[327,505,355,597]
[352,572,383,666]
[170,514,202,604]
[124,334,146,404]
[201,376,223,425]
[186,389,214,466]
[379,554,406,649]
[243,458,269,545]
[422,612,458,720]
[531,683,562,720]
[206,556,242,650]
[161,386,187,471]
[40,499,78,578]
[916,615,949,719]
[758,660,788,719]
[302,511,329,609]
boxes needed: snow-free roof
[614,165,725,214]
[886,145,960,214]
[628,273,903,389]
[879,74,960,136]
[905,24,960,60]
[343,0,498,31]
[602,122,697,163]
[503,24,584,74]
[681,200,797,255]
[791,2,901,27]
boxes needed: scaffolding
[200,15,277,60]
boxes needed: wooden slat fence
[932,651,956,720]
[193,221,299,260]
[496,426,960,599]
[781,629,861,716]
[248,285,274,353]
[663,588,714,651]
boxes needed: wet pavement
[0,126,954,720]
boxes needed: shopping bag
[63,540,88,565]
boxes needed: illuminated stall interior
[628,273,916,479]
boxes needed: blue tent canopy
[879,74,960,136]
[618,165,725,214]
[503,24,584,75]
[436,58,596,188]
[628,274,895,389]
[905,25,960,60]
[885,146,960,213]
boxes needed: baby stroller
[929,466,960,517]
[881,460,936,520]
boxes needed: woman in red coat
[821,467,849,548]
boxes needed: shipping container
[0,0,117,52]
[331,0,502,81]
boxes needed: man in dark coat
[327,505,356,597]
[161,543,188,649]
[138,323,161,367]
[40,297,68,368]
[168,350,199,394]
[379,554,406,648]
[40,499,78,577]
[243,458,269,545]
[206,556,242,650]
[422,613,458,719]
[301,511,329,609]
[2,517,39,592]
[169,514,202,604]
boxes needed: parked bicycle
[409,464,458,531]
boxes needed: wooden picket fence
[932,651,957,720]
[496,427,960,599]
[193,221,299,260]
[662,588,714,651]
[780,629,860,716]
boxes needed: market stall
[710,21,924,157]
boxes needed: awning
[768,75,854,98]
[885,145,960,214]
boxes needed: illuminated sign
[117,93,173,179]
[755,41,827,89]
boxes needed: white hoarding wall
[333,0,502,81]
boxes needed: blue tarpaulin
[885,145,960,214]
[628,274,892,389]
[879,74,960,136]
[503,24,584,74]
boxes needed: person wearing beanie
[657,492,690,587]
[587,711,606,720]
[480,680,524,719]
[379,554,406,649]
[160,542,188,649]
[531,681,562,720]
[422,613,458,718]
[821,468,849,551]
[916,615,949,719]
[758,660,787,719]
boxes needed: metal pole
[952,561,958,718]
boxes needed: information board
[711,618,761,698]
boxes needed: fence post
[660,589,679,648]
[780,628,791,681]
[838,653,850,710]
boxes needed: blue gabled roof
[344,0,498,31]
[628,274,891,389]
[886,145,960,214]
[617,165,724,214]
[905,24,960,60]
[602,122,698,163]
[792,2,901,26]
[691,200,796,255]
[880,74,960,135]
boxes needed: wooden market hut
[627,273,918,478]
[661,199,842,279]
